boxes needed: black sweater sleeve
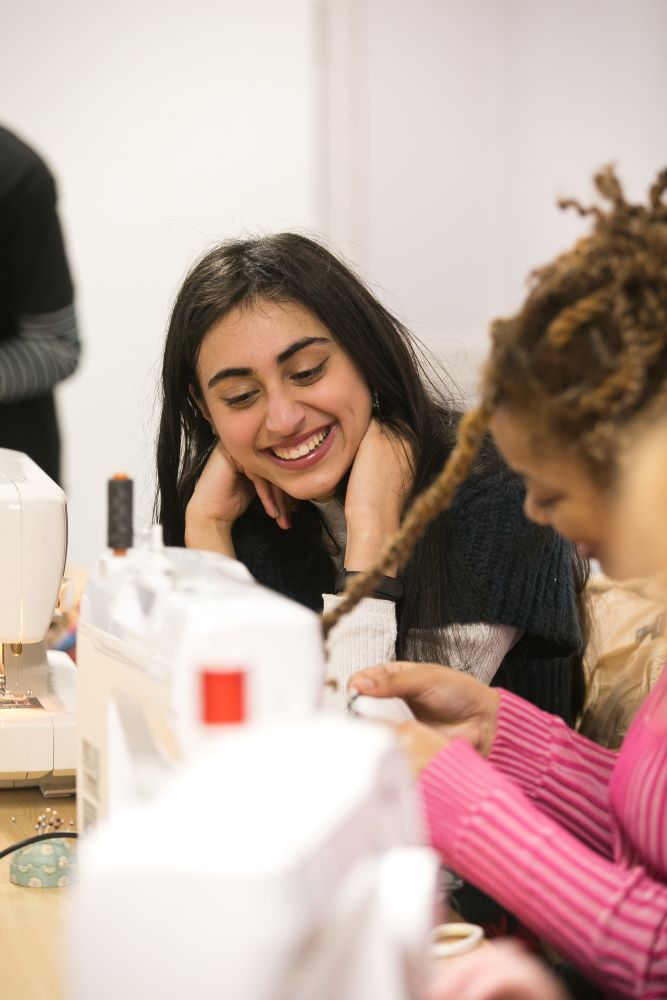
[437,467,585,724]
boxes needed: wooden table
[0,789,76,1000]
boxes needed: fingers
[251,477,279,520]
[249,476,292,529]
[348,661,444,699]
[270,484,292,530]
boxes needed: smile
[265,424,336,470]
[270,426,332,461]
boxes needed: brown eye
[224,389,259,409]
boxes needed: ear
[189,384,212,425]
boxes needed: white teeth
[272,429,328,461]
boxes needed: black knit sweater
[434,466,585,725]
[233,462,585,728]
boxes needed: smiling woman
[155,233,586,742]
[193,300,372,505]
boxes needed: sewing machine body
[71,522,440,999]
[68,718,440,1000]
[0,449,76,794]
[76,536,326,831]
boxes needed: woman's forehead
[196,300,335,385]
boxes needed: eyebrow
[207,336,330,389]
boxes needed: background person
[0,125,81,483]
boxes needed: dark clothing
[234,459,585,727]
[0,394,60,482]
[0,126,78,483]
[431,462,584,724]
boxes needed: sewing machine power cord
[0,831,78,860]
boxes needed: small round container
[430,922,484,960]
[9,838,77,888]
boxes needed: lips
[264,423,337,471]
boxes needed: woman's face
[490,405,656,579]
[195,298,372,501]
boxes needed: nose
[264,388,306,438]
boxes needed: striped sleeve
[489,690,617,857]
[0,305,81,401]
[419,739,667,998]
[407,623,521,685]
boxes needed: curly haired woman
[343,166,667,999]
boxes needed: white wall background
[0,0,321,565]
[327,0,667,398]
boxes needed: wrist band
[334,569,404,602]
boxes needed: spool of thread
[107,474,133,554]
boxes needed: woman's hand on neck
[343,419,414,577]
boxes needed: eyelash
[223,358,329,409]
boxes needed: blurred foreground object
[67,719,439,1000]
[426,940,569,1000]
[70,512,439,998]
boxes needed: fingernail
[273,508,280,519]
[354,676,375,691]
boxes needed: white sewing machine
[0,448,76,795]
[75,524,327,831]
[68,718,439,1000]
[69,509,440,999]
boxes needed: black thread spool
[107,475,133,555]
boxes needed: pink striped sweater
[419,666,667,999]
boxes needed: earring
[371,388,380,415]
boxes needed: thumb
[349,661,440,701]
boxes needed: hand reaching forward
[349,661,500,769]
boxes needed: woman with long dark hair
[156,232,585,722]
